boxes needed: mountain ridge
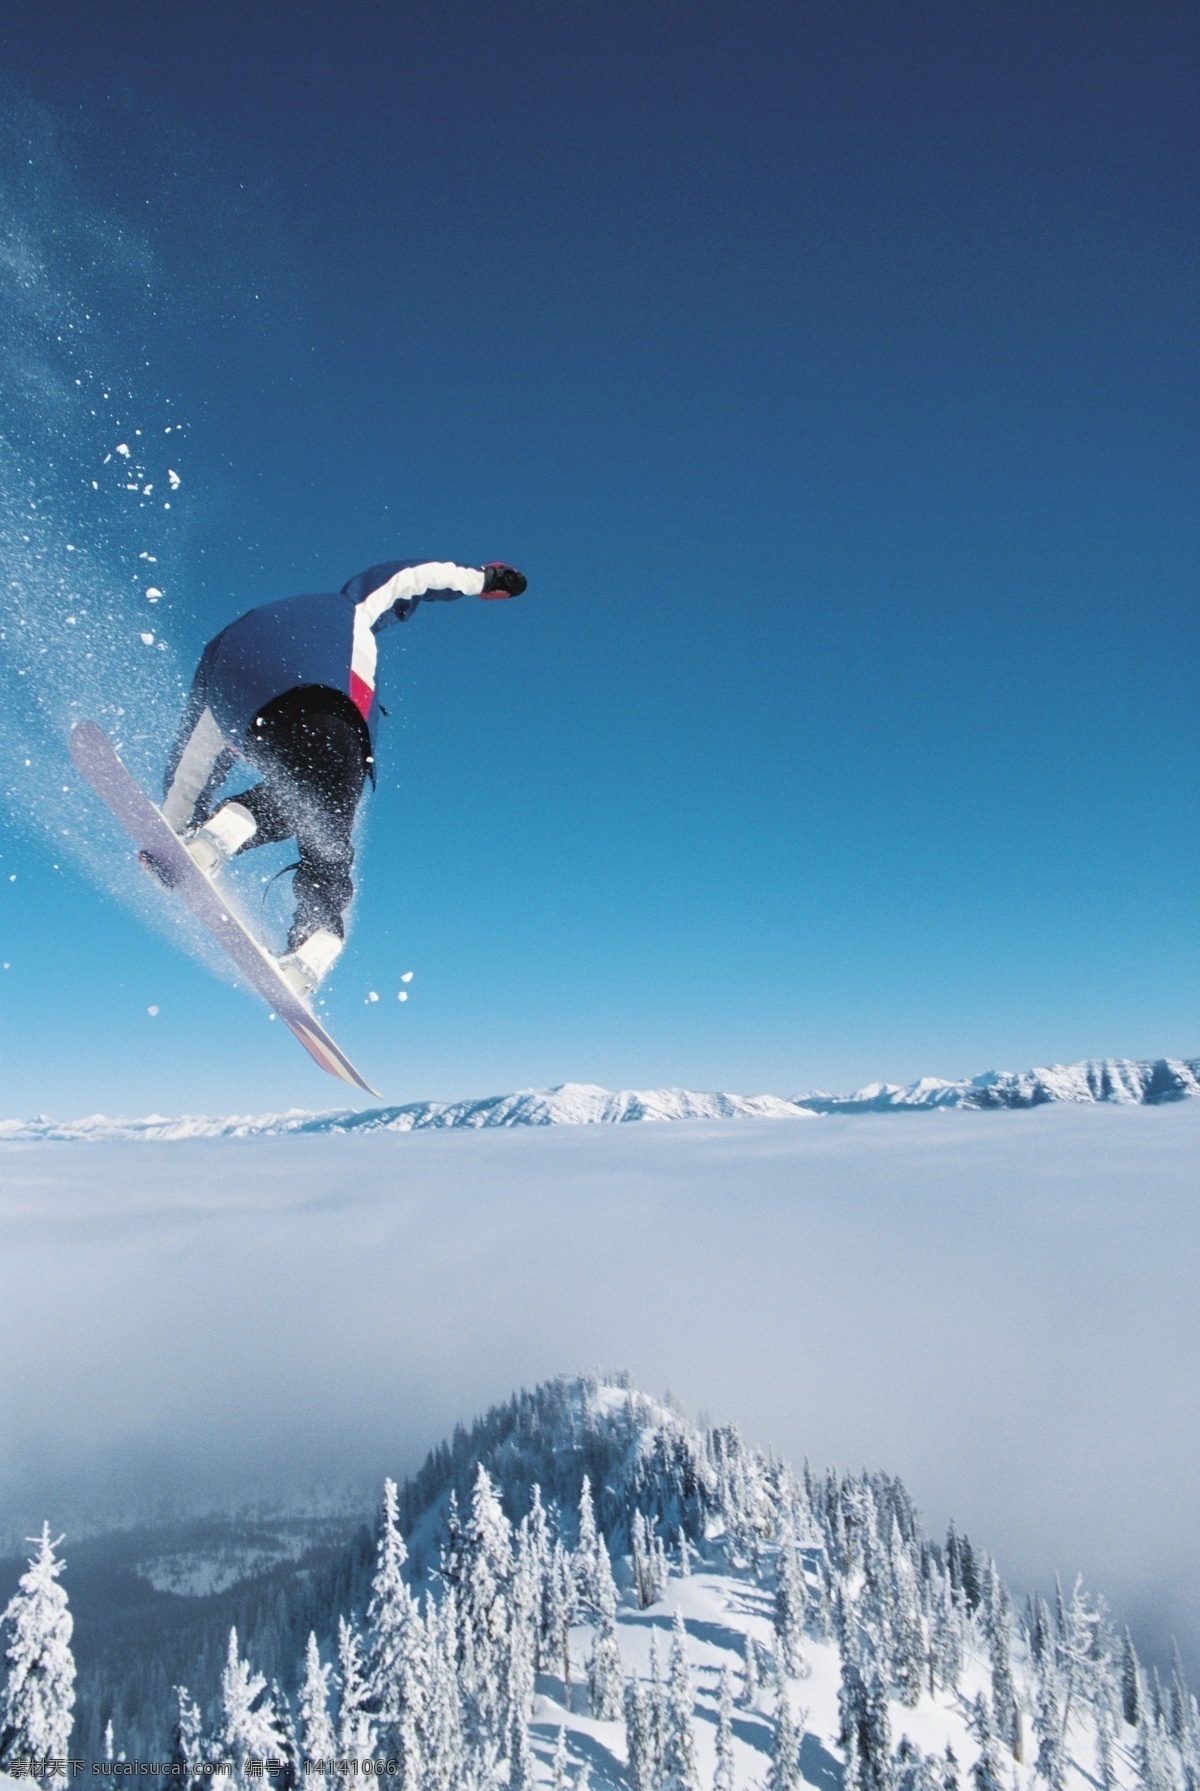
[3,1055,1199,1141]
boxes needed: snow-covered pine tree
[586,1536,623,1720]
[421,1592,465,1791]
[216,1629,285,1791]
[575,1477,601,1613]
[662,1610,700,1791]
[546,1539,576,1703]
[769,1687,802,1791]
[1032,1655,1066,1791]
[366,1479,425,1790]
[651,1528,670,1603]
[774,1528,807,1680]
[649,1636,668,1782]
[632,1513,653,1609]
[507,1703,535,1791]
[967,1695,1003,1791]
[713,1667,735,1791]
[982,1564,1019,1758]
[298,1634,335,1764]
[510,1515,539,1723]
[457,1463,515,1767]
[1122,1630,1142,1728]
[551,1725,568,1791]
[272,1682,300,1791]
[522,1488,551,1671]
[624,1681,655,1791]
[889,1521,924,1709]
[0,1524,76,1776]
[335,1618,375,1760]
[169,1687,204,1791]
[678,1527,691,1578]
[839,1659,891,1791]
[741,1631,760,1707]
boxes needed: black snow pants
[234,689,369,949]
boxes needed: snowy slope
[33,1376,1167,1791]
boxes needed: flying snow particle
[147,1005,159,1017]
[366,990,379,1004]
[115,443,130,457]
[400,970,414,982]
[2,964,9,971]
[397,991,408,1002]
[8,875,15,882]
[145,587,162,600]
[65,615,76,626]
[140,632,154,646]
[167,468,181,489]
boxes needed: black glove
[481,562,527,598]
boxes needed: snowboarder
[161,558,527,994]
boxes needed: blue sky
[0,0,1197,1115]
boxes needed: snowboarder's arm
[342,559,526,631]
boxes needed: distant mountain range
[4,1055,1200,1142]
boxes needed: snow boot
[276,926,343,997]
[186,801,257,876]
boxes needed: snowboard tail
[69,721,379,1096]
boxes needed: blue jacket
[190,559,486,751]
[162,560,486,820]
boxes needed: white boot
[276,927,343,997]
[186,802,257,876]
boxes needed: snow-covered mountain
[794,1056,1200,1112]
[4,1056,1200,1141]
[1,1374,1178,1791]
[0,1082,812,1141]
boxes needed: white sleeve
[358,561,484,626]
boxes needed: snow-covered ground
[2,1103,1198,1683]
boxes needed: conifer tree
[838,1660,891,1791]
[983,1565,1019,1757]
[217,1628,285,1790]
[889,1526,925,1709]
[366,1479,425,1784]
[678,1528,691,1578]
[551,1725,568,1791]
[0,1525,76,1774]
[625,1681,655,1791]
[1122,1631,1142,1728]
[335,1618,375,1759]
[170,1688,204,1790]
[741,1632,760,1707]
[298,1634,335,1763]
[774,1533,807,1680]
[713,1668,735,1791]
[523,1489,551,1671]
[458,1463,515,1755]
[769,1687,802,1791]
[662,1611,699,1791]
[632,1514,653,1610]
[576,1477,601,1613]
[507,1705,535,1791]
[968,1696,1003,1791]
[422,1592,465,1791]
[1032,1658,1065,1791]
[586,1540,623,1720]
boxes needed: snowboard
[68,720,380,1096]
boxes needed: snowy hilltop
[3,1057,1200,1141]
[0,1375,1184,1791]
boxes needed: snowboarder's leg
[241,693,368,989]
